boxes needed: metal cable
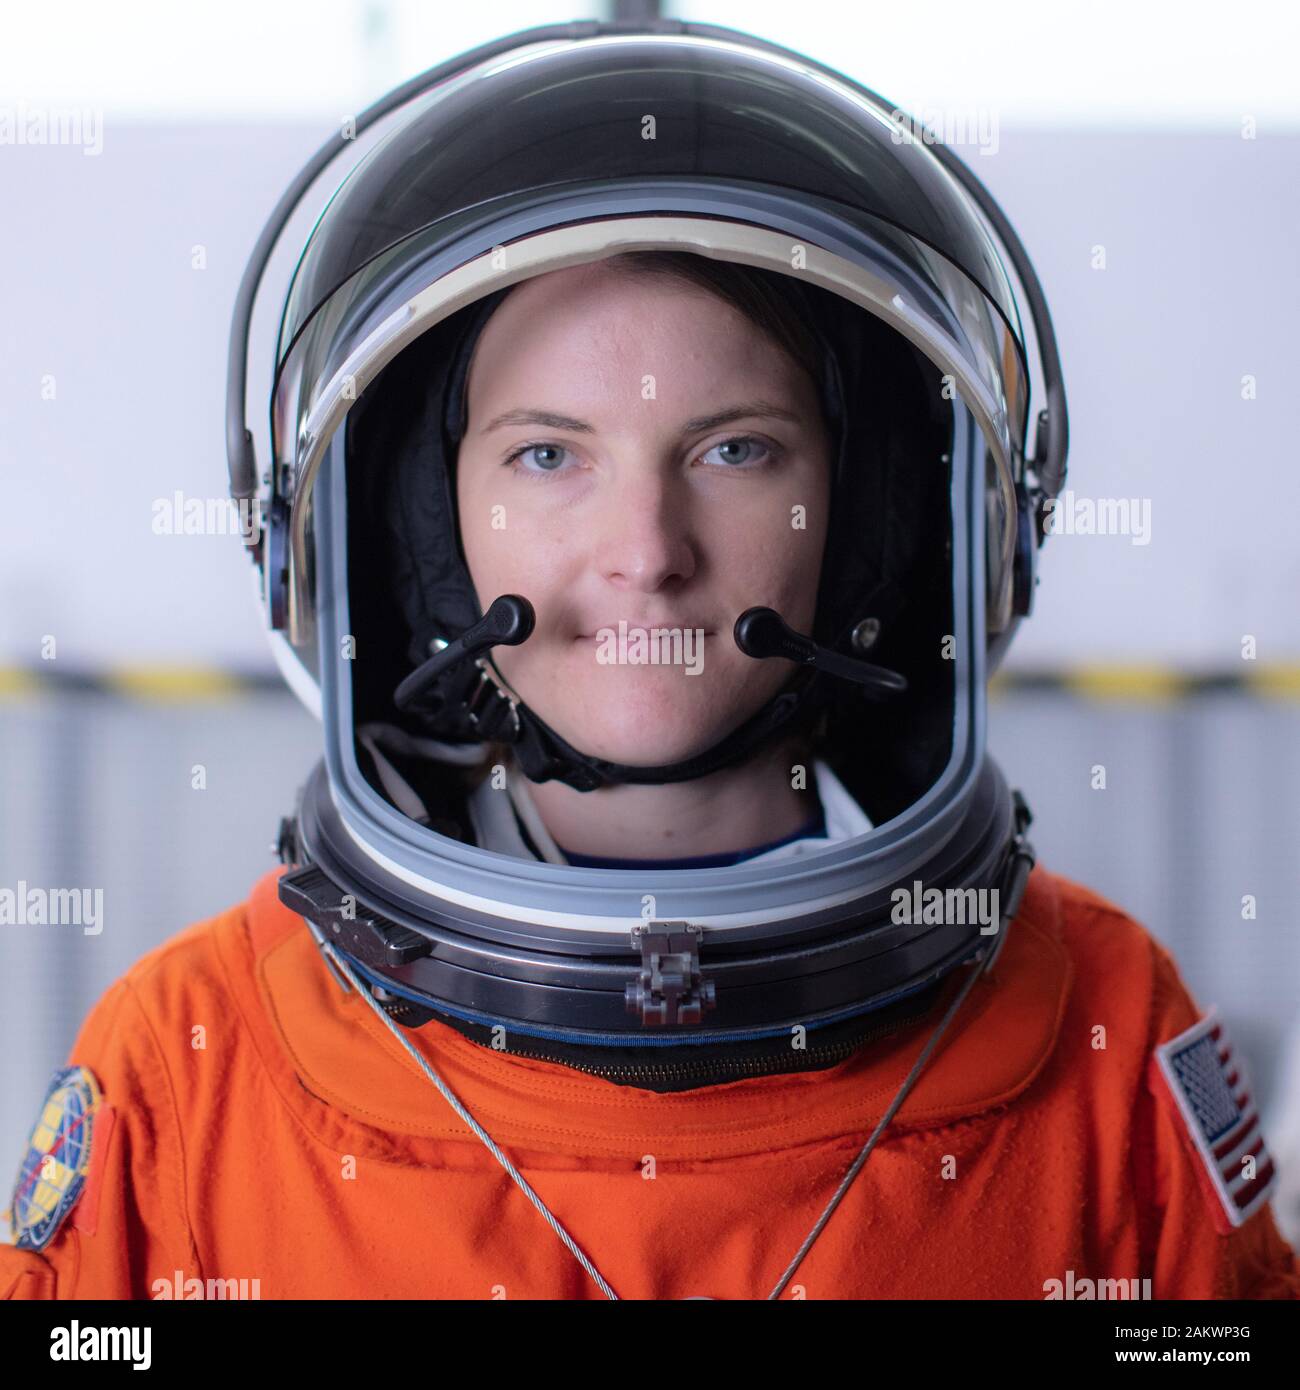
[321,940,621,1300]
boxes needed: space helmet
[226,18,1068,1049]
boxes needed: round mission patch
[6,1064,104,1251]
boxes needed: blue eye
[505,443,570,475]
[700,436,774,468]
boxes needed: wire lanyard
[312,929,1001,1301]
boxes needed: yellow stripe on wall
[1062,666,1187,703]
[103,668,247,702]
[0,669,44,698]
[1249,666,1300,700]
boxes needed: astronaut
[4,20,1297,1301]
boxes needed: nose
[589,468,697,592]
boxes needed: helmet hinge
[278,864,432,969]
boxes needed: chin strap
[417,656,839,800]
[507,664,833,791]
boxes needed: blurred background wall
[2,0,1298,1244]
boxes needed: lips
[576,629,713,640]
[577,623,713,637]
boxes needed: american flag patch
[1153,1008,1277,1232]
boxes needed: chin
[526,671,766,766]
[540,706,723,770]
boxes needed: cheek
[723,482,829,605]
[459,472,547,587]
[459,490,575,626]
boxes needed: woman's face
[455,263,833,767]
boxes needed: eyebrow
[482,401,803,436]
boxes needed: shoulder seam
[1131,929,1163,1275]
[118,975,205,1288]
[204,896,349,1152]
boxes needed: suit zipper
[499,1003,937,1084]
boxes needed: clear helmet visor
[278,215,1021,909]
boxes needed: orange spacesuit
[4,862,1298,1300]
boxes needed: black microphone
[733,607,908,696]
[394,594,535,711]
